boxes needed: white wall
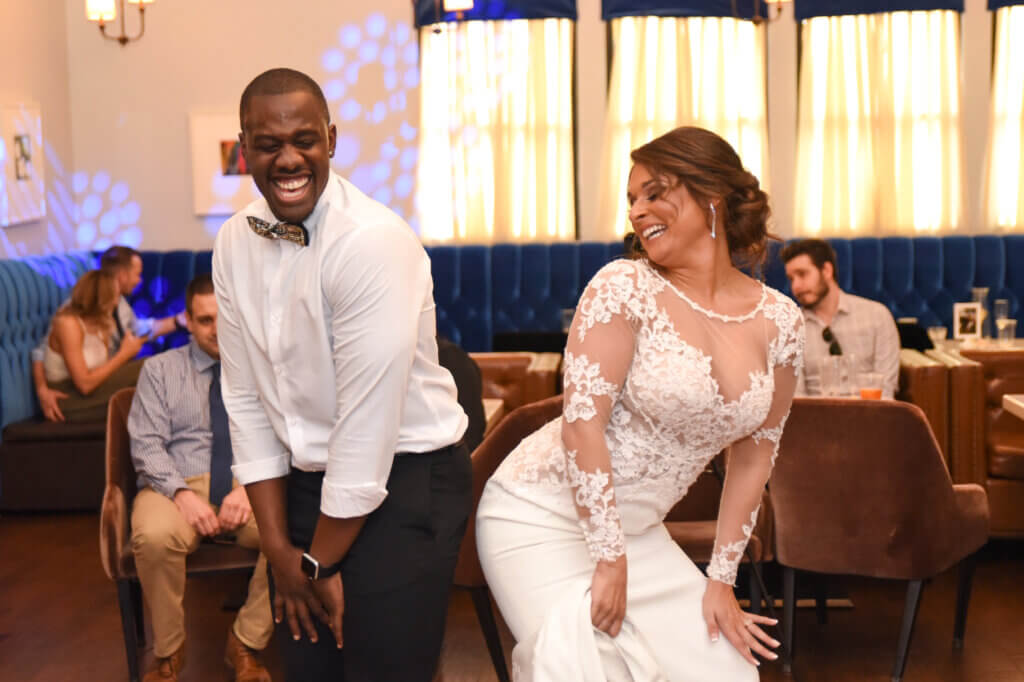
[0,0,75,257]
[0,1,1002,254]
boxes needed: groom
[212,67,471,681]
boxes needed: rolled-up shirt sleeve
[128,362,189,498]
[213,231,291,484]
[318,223,426,518]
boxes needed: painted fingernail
[770,653,778,660]
[711,634,719,642]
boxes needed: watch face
[300,553,319,580]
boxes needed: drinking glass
[972,287,991,337]
[997,318,1017,345]
[858,372,884,400]
[820,357,840,397]
[927,326,947,348]
[994,299,1010,322]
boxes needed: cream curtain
[415,18,575,244]
[597,15,768,239]
[984,6,1024,231]
[794,10,963,236]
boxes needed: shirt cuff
[31,346,45,364]
[232,453,291,485]
[133,317,155,337]
[320,480,389,519]
[153,475,189,500]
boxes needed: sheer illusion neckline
[649,266,768,323]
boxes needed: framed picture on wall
[188,112,261,216]
[953,302,983,341]
[0,102,46,227]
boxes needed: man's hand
[173,488,221,536]
[310,573,344,649]
[217,486,252,531]
[37,385,68,422]
[266,544,330,644]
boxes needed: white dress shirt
[213,172,468,519]
[797,290,901,399]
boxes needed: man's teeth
[643,225,667,239]
[275,177,310,191]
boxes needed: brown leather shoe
[142,644,185,681]
[225,628,272,682]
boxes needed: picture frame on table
[188,112,261,217]
[953,302,983,341]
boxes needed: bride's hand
[590,555,627,637]
[701,579,779,667]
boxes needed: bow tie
[246,216,309,246]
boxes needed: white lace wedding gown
[476,258,804,681]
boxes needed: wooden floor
[1,512,1022,682]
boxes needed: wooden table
[483,398,506,435]
[1002,394,1024,420]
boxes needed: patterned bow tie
[246,216,309,247]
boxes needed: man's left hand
[310,573,344,649]
[217,486,252,531]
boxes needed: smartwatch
[300,552,342,581]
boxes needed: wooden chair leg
[815,575,828,625]
[116,579,141,682]
[782,566,796,675]
[469,585,510,682]
[748,564,762,616]
[892,579,925,682]
[130,579,145,645]
[953,553,978,649]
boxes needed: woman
[476,127,804,680]
[43,269,146,422]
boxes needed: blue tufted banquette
[2,235,1023,438]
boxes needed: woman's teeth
[643,224,667,240]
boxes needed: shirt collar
[248,172,342,245]
[804,288,851,327]
[188,339,218,373]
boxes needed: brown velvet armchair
[469,352,561,412]
[453,394,564,682]
[771,398,989,681]
[99,388,259,682]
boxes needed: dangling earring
[709,202,717,240]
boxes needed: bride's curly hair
[627,126,777,270]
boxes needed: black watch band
[300,552,342,581]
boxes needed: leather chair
[469,352,561,412]
[453,394,564,682]
[897,349,950,461]
[954,348,1024,537]
[771,398,989,681]
[99,388,259,682]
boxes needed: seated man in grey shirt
[33,245,185,421]
[128,274,272,682]
[782,239,900,399]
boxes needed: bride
[476,126,804,680]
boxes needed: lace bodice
[491,259,804,585]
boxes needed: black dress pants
[271,442,472,682]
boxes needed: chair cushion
[989,433,1024,480]
[2,418,106,442]
[118,540,259,577]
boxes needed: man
[212,68,471,681]
[781,239,900,398]
[33,246,184,422]
[128,274,273,682]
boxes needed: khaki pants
[131,473,273,657]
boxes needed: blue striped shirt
[128,340,218,498]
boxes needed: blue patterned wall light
[320,13,421,232]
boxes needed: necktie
[208,363,233,506]
[246,216,309,246]
[112,307,124,339]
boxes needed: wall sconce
[85,0,154,46]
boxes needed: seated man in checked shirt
[782,239,900,399]
[128,274,273,682]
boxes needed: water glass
[994,299,1010,323]
[972,287,991,337]
[927,326,947,348]
[997,318,1017,345]
[820,357,840,396]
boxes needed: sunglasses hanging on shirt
[822,327,843,356]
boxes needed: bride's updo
[629,126,776,268]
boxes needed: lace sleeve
[707,298,804,585]
[560,261,642,564]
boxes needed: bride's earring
[709,202,717,240]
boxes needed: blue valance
[601,1,768,21]
[414,0,577,27]
[795,1,963,20]
[988,0,1024,9]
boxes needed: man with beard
[781,239,899,398]
[212,68,470,681]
